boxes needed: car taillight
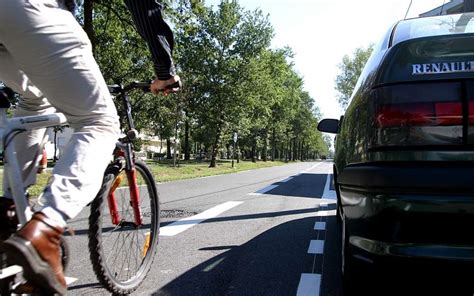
[372,82,464,148]
[376,102,465,128]
[470,102,474,124]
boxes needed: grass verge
[1,159,288,197]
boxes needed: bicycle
[0,90,70,295]
[0,81,167,295]
[88,81,161,295]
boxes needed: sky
[205,0,448,119]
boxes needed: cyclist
[0,0,180,294]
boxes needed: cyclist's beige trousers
[0,0,120,225]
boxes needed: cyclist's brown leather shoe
[3,212,67,295]
[0,198,17,241]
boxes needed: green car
[319,12,474,294]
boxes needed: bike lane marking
[296,274,321,296]
[66,276,78,285]
[159,201,243,237]
[297,190,337,296]
[247,162,326,196]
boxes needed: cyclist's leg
[0,0,120,223]
[0,44,55,199]
[0,0,119,293]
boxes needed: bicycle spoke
[89,160,159,294]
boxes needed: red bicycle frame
[107,148,143,227]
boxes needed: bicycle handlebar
[108,81,181,95]
[108,80,181,143]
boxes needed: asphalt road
[64,161,342,295]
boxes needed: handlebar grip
[158,80,182,91]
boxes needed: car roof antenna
[439,0,446,16]
[404,0,413,19]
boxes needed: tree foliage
[335,44,374,110]
[57,0,330,163]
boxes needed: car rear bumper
[350,236,474,261]
[338,162,474,261]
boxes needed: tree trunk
[262,130,268,162]
[209,124,222,168]
[271,128,276,161]
[251,141,256,163]
[166,139,172,159]
[184,112,190,161]
[236,145,240,163]
[292,138,297,161]
[83,0,96,54]
[300,140,304,161]
[159,133,163,153]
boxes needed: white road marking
[322,174,336,200]
[308,240,325,254]
[316,210,337,217]
[314,221,326,231]
[0,265,78,287]
[159,201,243,236]
[301,162,324,173]
[296,273,321,296]
[66,276,78,285]
[247,184,279,196]
[280,176,294,183]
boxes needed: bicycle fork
[107,142,143,227]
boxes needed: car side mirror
[318,118,340,134]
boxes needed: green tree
[175,0,273,167]
[335,44,374,109]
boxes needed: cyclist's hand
[151,75,181,95]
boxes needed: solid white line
[280,176,293,183]
[320,202,328,208]
[296,273,321,296]
[308,240,325,254]
[314,221,326,231]
[247,184,279,195]
[159,201,243,236]
[321,174,336,200]
[316,210,337,217]
[301,162,324,173]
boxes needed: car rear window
[393,13,474,46]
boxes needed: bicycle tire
[88,158,160,295]
[60,236,69,272]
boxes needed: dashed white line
[66,277,78,285]
[296,273,321,296]
[322,174,336,200]
[308,240,325,254]
[159,201,243,236]
[314,222,326,231]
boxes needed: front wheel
[88,159,160,295]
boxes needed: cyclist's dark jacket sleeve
[124,0,176,80]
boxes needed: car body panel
[321,13,474,279]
